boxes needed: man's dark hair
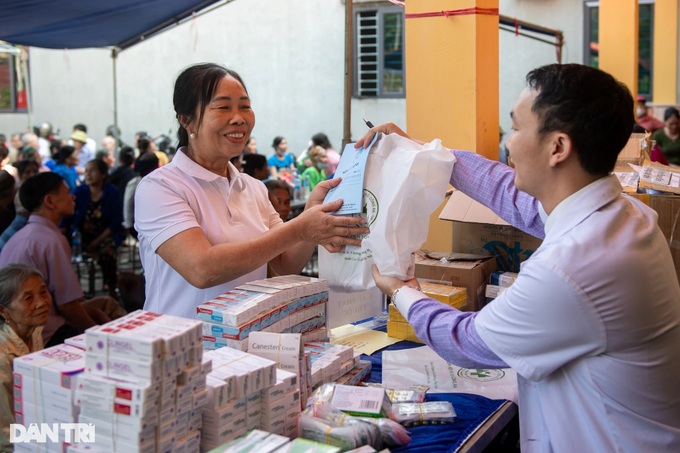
[73,123,87,133]
[264,178,293,198]
[119,146,135,166]
[526,64,634,176]
[19,172,65,213]
[242,153,267,177]
[135,151,159,177]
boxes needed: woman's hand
[354,122,413,150]
[372,264,420,297]
[292,200,369,253]
[305,177,340,209]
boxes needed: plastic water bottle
[300,174,310,200]
[292,170,301,201]
[71,228,83,263]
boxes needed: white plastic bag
[382,346,519,403]
[319,134,455,291]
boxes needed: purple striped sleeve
[450,149,546,239]
[407,298,508,369]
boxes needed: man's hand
[354,122,414,150]
[372,264,420,297]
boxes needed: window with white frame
[354,5,405,98]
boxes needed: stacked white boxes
[12,344,86,453]
[248,332,310,428]
[303,342,356,389]
[74,310,206,453]
[198,276,329,351]
[200,347,284,450]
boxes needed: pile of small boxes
[198,276,329,351]
[483,271,519,308]
[201,347,300,450]
[304,342,356,389]
[13,344,86,453]
[77,310,206,452]
[387,282,467,343]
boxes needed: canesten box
[13,344,85,389]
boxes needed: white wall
[498,0,585,144]
[2,0,587,156]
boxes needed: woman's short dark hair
[663,107,680,122]
[0,264,45,313]
[19,172,65,213]
[55,145,76,165]
[526,64,634,176]
[173,63,249,148]
[272,136,285,149]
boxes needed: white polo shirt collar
[544,175,621,238]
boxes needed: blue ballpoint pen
[362,117,375,129]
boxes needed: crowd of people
[0,61,679,452]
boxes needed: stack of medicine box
[387,282,467,343]
[483,271,519,308]
[303,342,355,390]
[248,332,311,418]
[199,275,329,351]
[75,310,206,453]
[12,344,86,453]
[334,359,373,386]
[200,347,299,450]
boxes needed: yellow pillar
[653,0,678,104]
[598,0,638,96]
[404,0,499,252]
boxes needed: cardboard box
[614,133,645,173]
[439,190,543,273]
[414,253,496,311]
[628,193,680,282]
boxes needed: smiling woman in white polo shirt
[134,63,368,319]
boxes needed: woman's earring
[189,133,196,139]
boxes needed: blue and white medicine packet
[323,133,379,215]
